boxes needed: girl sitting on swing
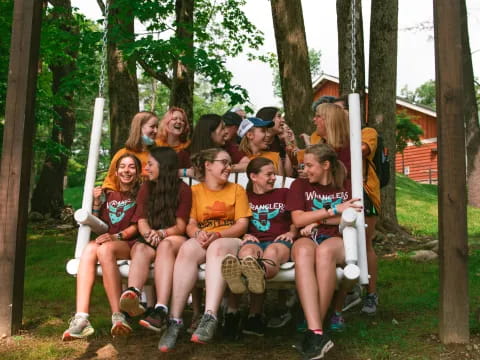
[62,153,143,341]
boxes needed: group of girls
[62,100,380,360]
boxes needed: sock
[155,304,168,313]
[311,328,323,335]
[75,312,89,319]
[227,306,238,314]
[171,317,183,324]
[205,310,217,320]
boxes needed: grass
[2,175,480,359]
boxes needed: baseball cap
[222,111,243,127]
[237,117,274,138]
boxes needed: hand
[299,133,311,146]
[241,234,259,246]
[300,223,318,237]
[146,230,161,248]
[275,232,294,244]
[337,198,363,214]
[93,186,103,204]
[297,167,308,179]
[95,233,115,245]
[200,232,219,249]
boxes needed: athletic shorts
[242,239,293,251]
[364,191,378,217]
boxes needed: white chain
[350,0,357,92]
[98,3,109,98]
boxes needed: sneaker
[139,306,168,332]
[242,314,265,336]
[240,255,267,294]
[191,312,218,344]
[187,313,202,334]
[361,293,379,315]
[119,287,145,317]
[62,315,94,341]
[329,312,345,332]
[300,330,334,360]
[221,254,247,294]
[223,311,242,340]
[111,312,132,336]
[158,320,183,353]
[267,309,292,329]
[342,284,362,312]
[296,318,308,333]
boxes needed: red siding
[395,142,438,183]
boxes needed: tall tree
[103,0,139,155]
[460,0,480,207]
[367,0,399,231]
[270,0,312,136]
[337,0,366,124]
[30,0,79,217]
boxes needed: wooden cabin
[312,74,438,184]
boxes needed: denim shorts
[309,230,331,245]
[242,239,293,251]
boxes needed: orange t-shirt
[310,131,322,145]
[102,148,149,192]
[248,151,281,173]
[190,182,252,233]
[362,127,381,212]
[155,138,191,152]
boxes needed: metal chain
[98,3,109,98]
[350,0,357,92]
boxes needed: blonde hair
[157,107,190,143]
[239,134,253,156]
[305,143,346,190]
[125,111,158,152]
[315,103,349,149]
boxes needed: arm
[231,156,250,173]
[92,186,103,217]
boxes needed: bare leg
[76,242,100,313]
[127,243,155,290]
[191,287,203,316]
[292,238,321,330]
[154,236,186,305]
[365,216,378,294]
[263,243,290,279]
[97,241,132,313]
[204,237,241,316]
[170,239,206,319]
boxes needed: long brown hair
[246,157,274,192]
[147,147,180,229]
[125,111,159,152]
[114,153,142,198]
[305,144,347,189]
[157,107,190,143]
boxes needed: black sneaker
[300,330,334,360]
[242,314,265,336]
[139,306,167,332]
[223,311,242,340]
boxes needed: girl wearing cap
[236,117,285,176]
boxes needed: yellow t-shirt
[248,152,281,173]
[155,138,191,152]
[190,182,252,233]
[362,127,381,212]
[102,148,149,192]
[310,131,322,145]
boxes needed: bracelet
[183,168,187,177]
[92,209,100,213]
[159,229,166,238]
[215,232,222,239]
[332,204,338,215]
[194,230,201,238]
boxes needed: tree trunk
[367,0,400,232]
[30,0,77,217]
[460,0,480,207]
[270,0,312,136]
[107,0,139,155]
[337,0,366,125]
[169,0,194,128]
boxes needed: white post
[348,93,369,285]
[74,208,108,235]
[74,97,105,258]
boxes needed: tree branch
[96,0,106,17]
[137,57,172,89]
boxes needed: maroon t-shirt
[100,191,140,235]
[223,141,245,164]
[135,180,192,226]
[285,178,350,238]
[247,188,291,242]
[177,149,191,168]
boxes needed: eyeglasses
[212,159,232,167]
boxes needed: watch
[115,232,124,241]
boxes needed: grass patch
[63,186,82,210]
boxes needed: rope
[350,0,357,92]
[98,4,109,98]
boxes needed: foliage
[396,111,424,155]
[0,0,13,119]
[400,79,436,109]
[271,48,322,100]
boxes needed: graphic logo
[108,200,135,224]
[311,197,342,212]
[251,208,280,232]
[203,201,227,219]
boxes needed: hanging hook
[98,3,109,98]
[350,0,357,93]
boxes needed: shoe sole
[62,327,94,341]
[266,313,292,328]
[111,321,132,337]
[139,319,164,332]
[241,256,265,294]
[342,296,362,312]
[307,340,334,360]
[221,255,246,294]
[242,329,264,337]
[190,334,209,344]
[159,346,174,353]
[120,291,145,317]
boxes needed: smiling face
[145,154,160,181]
[303,153,330,184]
[250,163,276,193]
[115,156,139,186]
[247,127,268,150]
[205,151,232,183]
[166,110,186,137]
[141,117,159,140]
[313,113,326,137]
[271,112,284,134]
[211,121,227,146]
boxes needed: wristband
[183,168,187,177]
[332,204,338,215]
[215,232,222,239]
[194,230,201,238]
[92,209,100,213]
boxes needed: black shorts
[364,191,378,217]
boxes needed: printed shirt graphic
[99,191,140,235]
[286,178,350,238]
[190,182,252,233]
[247,188,292,242]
